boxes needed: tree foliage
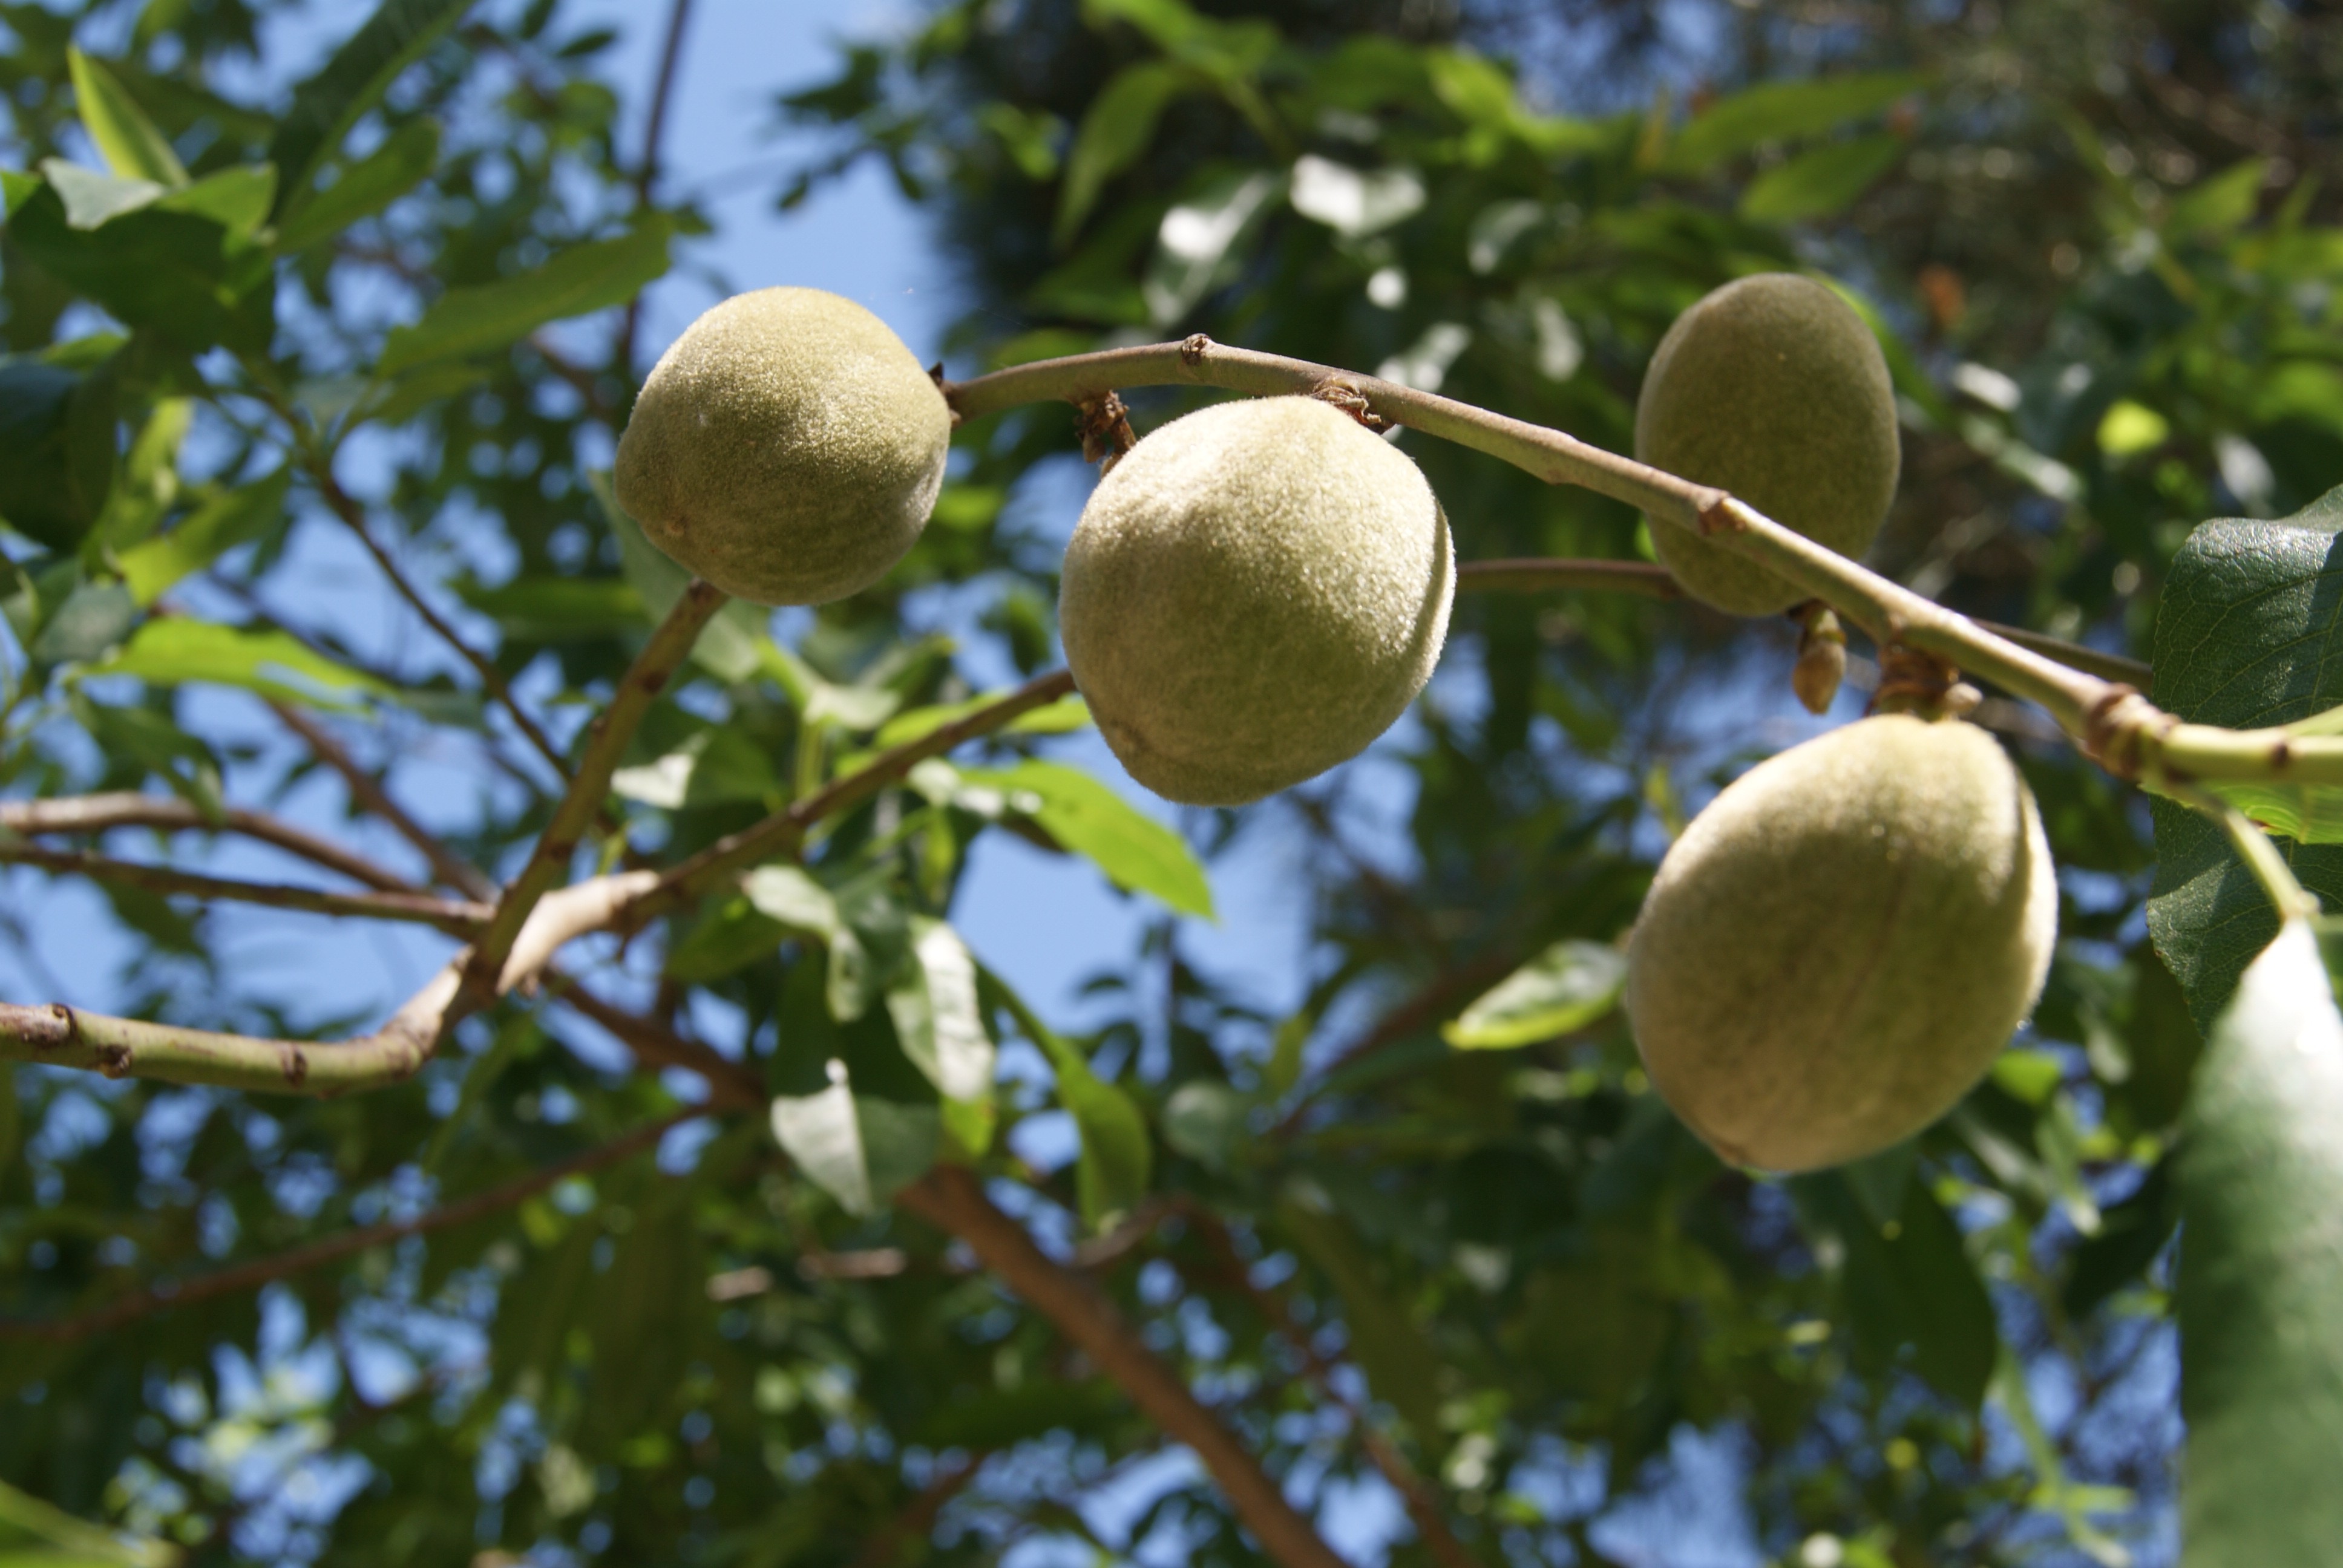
[4,1,2343,1565]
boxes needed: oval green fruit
[614,287,951,606]
[1626,713,2056,1172]
[1059,396,1454,806]
[1633,273,1901,616]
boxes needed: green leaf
[2178,920,2343,1561]
[7,183,274,353]
[871,691,1091,750]
[767,1065,939,1218]
[1663,72,1925,174]
[0,355,115,553]
[35,160,163,230]
[67,50,186,186]
[983,969,1150,1228]
[88,619,394,710]
[153,165,277,238]
[1054,62,1196,247]
[1792,1168,1997,1410]
[957,759,1213,919]
[913,1379,1123,1449]
[2166,158,2267,238]
[883,918,995,1102]
[268,0,472,220]
[451,575,646,642]
[275,119,441,253]
[1276,1195,1446,1440]
[0,1477,177,1566]
[2147,486,2343,1024]
[1443,938,1627,1048]
[378,221,671,374]
[1737,134,1905,223]
[116,469,293,605]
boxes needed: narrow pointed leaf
[68,50,186,186]
[959,759,1213,918]
[378,221,672,374]
[1444,938,1627,1048]
[269,0,471,218]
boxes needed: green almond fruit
[615,287,950,606]
[1634,272,1901,616]
[1059,396,1454,806]
[1627,713,2057,1172]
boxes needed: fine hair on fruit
[1058,394,1454,806]
[1626,712,2057,1172]
[615,286,952,606]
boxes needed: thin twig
[460,581,727,1011]
[948,341,2283,787]
[0,792,418,893]
[552,979,762,1111]
[1185,1208,1481,1568]
[894,1163,1347,1568]
[267,702,498,900]
[0,1111,692,1342]
[0,844,491,936]
[1452,558,2154,688]
[310,469,569,775]
[618,0,695,371]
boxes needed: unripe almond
[1058,396,1454,806]
[1627,714,2057,1172]
[1634,273,1901,616]
[615,287,950,606]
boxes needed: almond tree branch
[0,792,419,893]
[0,968,460,1096]
[310,469,569,775]
[947,341,2269,785]
[460,580,727,1010]
[551,979,764,1111]
[0,844,491,935]
[1184,1207,1481,1568]
[0,1109,692,1342]
[640,668,1078,916]
[1453,558,2153,688]
[894,1163,1348,1568]
[267,701,499,900]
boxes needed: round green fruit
[1633,273,1901,616]
[1058,396,1454,806]
[1625,713,2056,1172]
[614,287,951,606]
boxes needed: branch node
[1075,390,1137,469]
[1695,495,1743,536]
[2081,685,2171,781]
[1306,377,1390,431]
[1872,646,1979,719]
[1179,333,1213,367]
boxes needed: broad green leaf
[1737,133,1904,223]
[89,619,393,710]
[31,583,136,667]
[2148,486,2343,1024]
[983,969,1150,1228]
[1792,1168,1997,1410]
[452,575,646,642]
[0,356,114,553]
[1443,938,1627,1049]
[378,221,672,374]
[2178,920,2343,1562]
[1663,72,1925,174]
[275,118,441,253]
[768,1064,939,1218]
[268,0,471,220]
[67,50,187,186]
[871,691,1091,751]
[742,866,844,939]
[884,919,995,1102]
[2166,158,2267,238]
[611,728,778,810]
[6,183,273,353]
[1054,62,1197,247]
[35,160,163,230]
[958,759,1213,918]
[1276,1195,1446,1440]
[0,1477,175,1566]
[1143,166,1283,325]
[1161,1080,1247,1170]
[1423,49,1604,159]
[153,165,277,237]
[116,469,292,604]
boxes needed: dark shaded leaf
[268,0,472,219]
